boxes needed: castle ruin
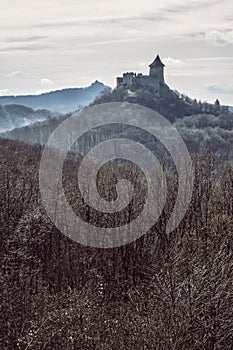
[116,55,165,91]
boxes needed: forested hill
[0,81,109,113]
[0,104,55,132]
[0,84,232,161]
[93,83,230,123]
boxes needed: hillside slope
[0,104,55,132]
[93,83,230,122]
[0,81,109,113]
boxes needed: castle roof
[149,55,165,67]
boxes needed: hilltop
[0,81,109,113]
[94,55,230,122]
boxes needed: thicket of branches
[0,138,233,350]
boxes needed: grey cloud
[33,15,168,29]
[97,14,169,25]
[31,0,222,31]
[33,20,79,28]
[183,29,233,46]
[204,30,233,46]
[5,36,47,43]
[185,57,233,61]
[183,32,206,39]
[0,44,52,52]
[165,0,221,14]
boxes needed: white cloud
[41,78,54,87]
[163,57,183,65]
[6,71,22,78]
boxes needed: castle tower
[149,55,165,84]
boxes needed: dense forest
[0,138,232,349]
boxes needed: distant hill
[0,104,55,133]
[0,81,110,113]
[0,114,67,145]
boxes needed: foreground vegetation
[0,138,232,349]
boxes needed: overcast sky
[0,0,233,104]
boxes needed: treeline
[1,107,232,163]
[0,84,232,164]
[93,86,231,122]
[0,138,232,349]
[174,113,233,159]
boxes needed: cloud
[41,78,55,87]
[205,30,233,46]
[33,20,78,28]
[163,57,183,66]
[0,89,11,96]
[6,71,22,78]
[165,0,218,14]
[185,57,233,62]
[31,1,219,31]
[207,83,233,94]
[33,14,168,30]
[5,36,47,43]
[101,14,169,25]
[0,44,51,52]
